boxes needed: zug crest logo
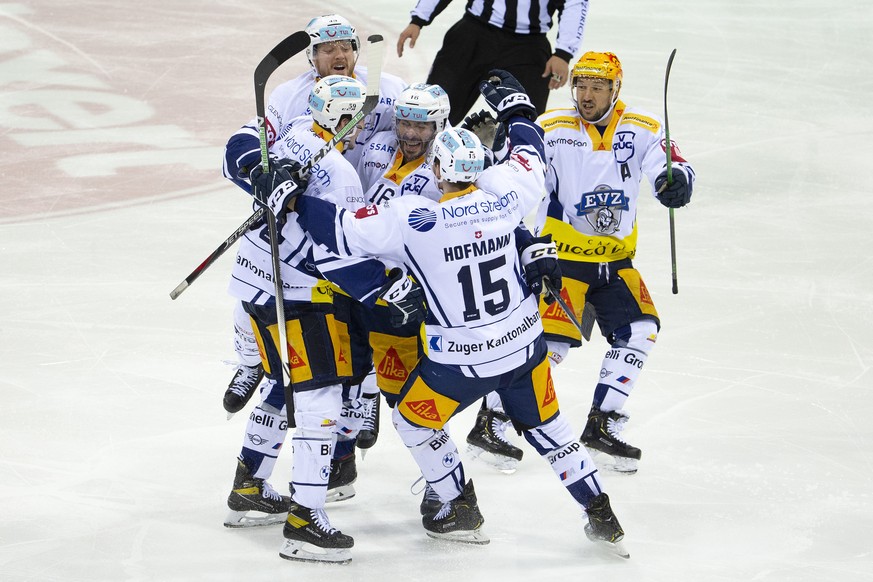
[428,335,443,352]
[574,184,629,235]
[612,131,635,164]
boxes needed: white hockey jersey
[534,101,695,263]
[228,117,381,305]
[295,120,548,376]
[265,67,407,167]
[356,130,442,204]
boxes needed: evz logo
[574,185,629,235]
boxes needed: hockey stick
[168,35,384,300]
[544,278,596,342]
[254,34,315,380]
[661,48,679,294]
[168,31,309,301]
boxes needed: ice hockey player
[224,76,393,566]
[221,13,406,417]
[286,69,629,557]
[344,82,450,457]
[531,51,695,473]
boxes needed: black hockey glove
[479,69,538,123]
[461,109,499,150]
[378,268,427,328]
[654,167,692,208]
[519,234,561,304]
[249,158,308,223]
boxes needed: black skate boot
[223,363,263,415]
[224,459,291,528]
[580,406,642,474]
[280,503,354,564]
[422,480,489,544]
[419,482,442,516]
[326,453,357,503]
[466,406,523,473]
[356,393,380,450]
[584,492,629,558]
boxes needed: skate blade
[226,411,235,421]
[325,484,356,504]
[588,451,638,474]
[223,509,287,528]
[585,531,630,559]
[426,528,490,545]
[465,444,519,474]
[279,539,352,564]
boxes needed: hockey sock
[392,407,465,503]
[360,370,379,397]
[233,301,261,367]
[333,437,355,460]
[546,340,570,366]
[524,413,604,508]
[239,402,288,480]
[291,384,343,509]
[484,391,505,413]
[594,320,658,411]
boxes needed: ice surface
[2,1,872,580]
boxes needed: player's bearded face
[313,41,356,77]
[574,78,613,123]
[396,120,436,160]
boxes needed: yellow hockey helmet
[571,52,623,118]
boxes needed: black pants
[426,13,551,126]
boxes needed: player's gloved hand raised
[249,158,308,223]
[461,109,499,149]
[378,268,427,327]
[519,234,561,304]
[479,69,538,123]
[654,167,692,208]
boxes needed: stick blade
[254,30,310,86]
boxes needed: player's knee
[523,413,576,455]
[293,384,343,430]
[392,407,436,448]
[611,319,658,355]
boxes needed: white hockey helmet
[308,75,367,134]
[394,83,451,133]
[429,127,485,183]
[305,14,360,67]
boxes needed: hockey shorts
[538,258,660,347]
[395,337,559,431]
[242,300,352,393]
[343,297,422,404]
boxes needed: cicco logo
[408,207,437,232]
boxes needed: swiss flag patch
[355,204,379,219]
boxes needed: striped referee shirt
[409,0,588,62]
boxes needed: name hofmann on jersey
[443,233,511,262]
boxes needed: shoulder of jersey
[618,105,661,133]
[537,108,581,133]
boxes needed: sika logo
[406,399,442,422]
[378,347,409,381]
[542,373,556,407]
[408,207,437,232]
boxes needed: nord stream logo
[408,207,437,232]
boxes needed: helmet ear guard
[309,75,367,134]
[428,128,485,183]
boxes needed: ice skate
[423,480,489,545]
[584,492,629,558]
[356,393,380,451]
[325,453,357,503]
[580,407,641,474]
[224,460,291,528]
[465,407,523,474]
[279,503,354,564]
[419,482,442,516]
[223,363,263,417]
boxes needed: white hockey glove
[378,268,427,328]
[519,234,561,304]
[249,158,308,223]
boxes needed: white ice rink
[2,1,872,580]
